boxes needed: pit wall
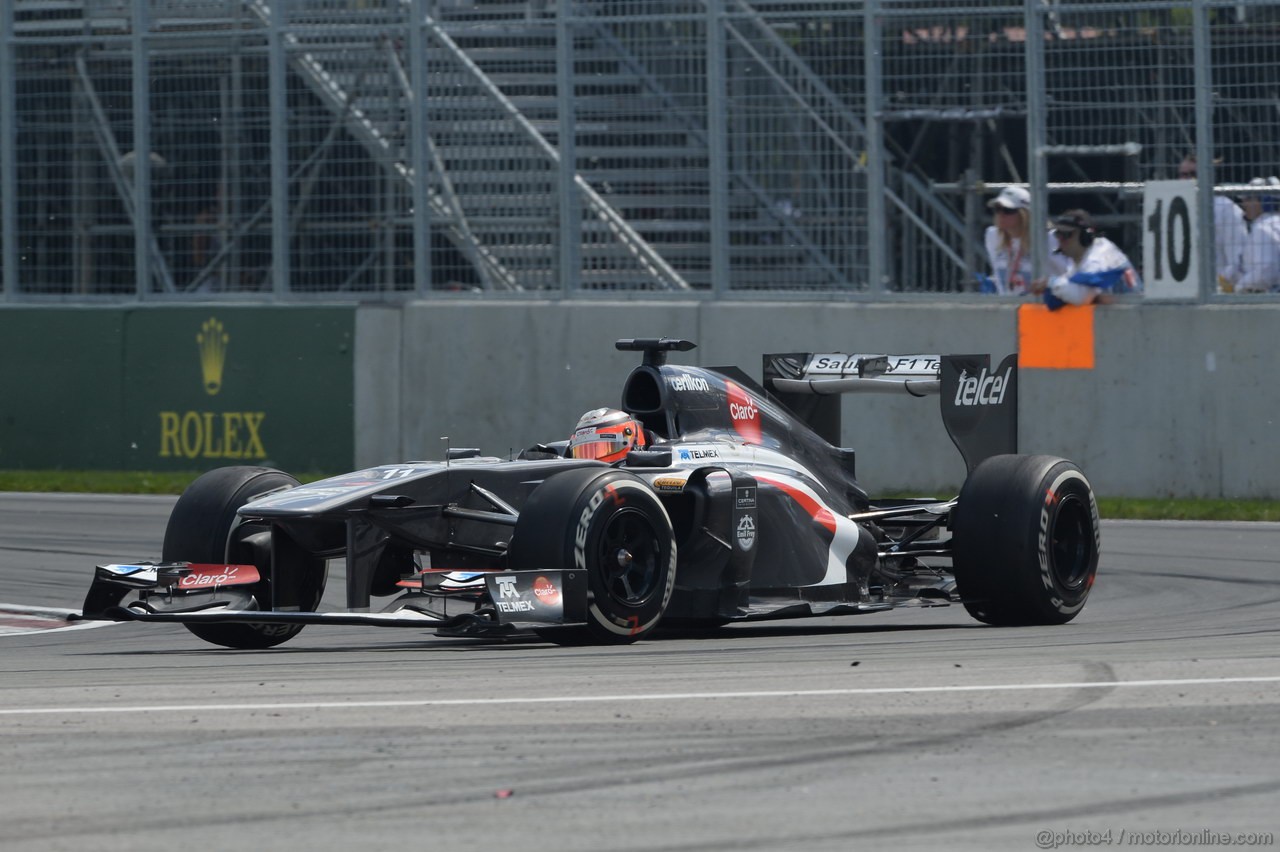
[2,302,1270,499]
[357,301,1280,500]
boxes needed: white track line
[2,676,1278,716]
[0,604,116,636]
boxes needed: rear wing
[763,352,1018,474]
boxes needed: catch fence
[2,0,1277,299]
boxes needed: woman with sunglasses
[982,186,1067,295]
[1030,209,1142,309]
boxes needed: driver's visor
[568,431,631,460]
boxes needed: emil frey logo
[736,514,756,551]
[158,317,269,461]
[953,366,1011,407]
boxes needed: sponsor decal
[494,575,535,613]
[805,354,940,377]
[198,318,228,396]
[653,476,686,492]
[158,317,268,461]
[667,372,712,393]
[496,600,536,613]
[886,355,941,375]
[677,447,720,462]
[177,564,260,591]
[496,575,519,598]
[736,514,757,551]
[726,381,762,443]
[532,576,561,607]
[806,354,863,375]
[159,411,267,460]
[953,366,1011,407]
[735,486,757,509]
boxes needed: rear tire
[161,467,326,649]
[509,467,677,645]
[952,454,1099,625]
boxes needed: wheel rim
[596,507,663,608]
[1049,494,1093,591]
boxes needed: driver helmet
[568,408,646,463]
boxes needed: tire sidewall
[575,475,678,640]
[954,454,1099,625]
[1030,465,1100,620]
[161,466,319,649]
[510,467,677,643]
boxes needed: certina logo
[158,316,269,461]
[668,372,711,393]
[953,366,1011,407]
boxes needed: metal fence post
[0,0,14,300]
[1026,0,1047,284]
[410,0,432,295]
[864,0,885,292]
[269,0,290,299]
[556,0,580,294]
[1192,0,1214,302]
[131,0,152,300]
[707,0,730,296]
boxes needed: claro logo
[953,366,1011,407]
[726,381,762,444]
[158,317,269,460]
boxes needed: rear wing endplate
[763,352,1018,473]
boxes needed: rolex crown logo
[197,318,229,396]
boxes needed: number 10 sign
[1143,179,1200,299]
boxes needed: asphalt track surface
[1,493,1278,852]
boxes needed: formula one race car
[79,338,1099,648]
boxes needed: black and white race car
[78,338,1099,648]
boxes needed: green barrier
[0,307,353,473]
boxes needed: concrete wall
[354,300,1280,500]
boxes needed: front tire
[161,466,326,649]
[952,454,1099,625]
[509,468,677,644]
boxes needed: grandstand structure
[2,0,1279,299]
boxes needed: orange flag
[1018,303,1095,369]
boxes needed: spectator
[1030,210,1142,309]
[980,186,1067,294]
[1179,154,1248,288]
[1233,176,1280,293]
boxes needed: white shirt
[1234,213,1280,293]
[983,226,1068,295]
[1215,194,1249,285]
[1044,236,1142,308]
